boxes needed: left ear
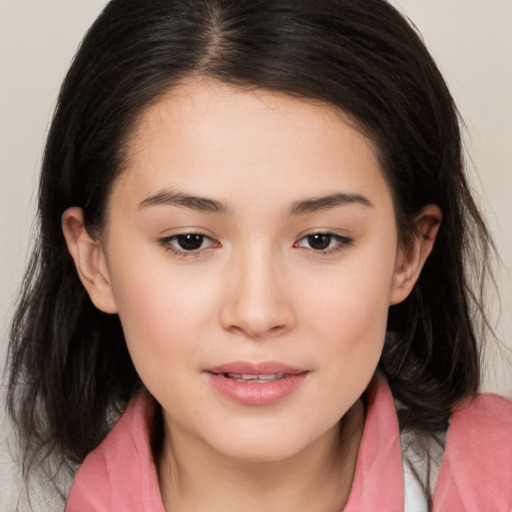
[390,204,442,305]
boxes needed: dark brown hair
[7,0,493,485]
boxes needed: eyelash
[158,233,219,258]
[157,232,354,257]
[294,233,354,254]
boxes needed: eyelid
[157,231,221,258]
[293,231,354,254]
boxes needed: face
[70,80,421,463]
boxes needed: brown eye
[175,234,206,251]
[159,233,218,254]
[307,234,332,250]
[295,232,354,253]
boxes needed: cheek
[301,245,397,377]
[306,251,396,334]
[106,251,218,379]
[315,290,388,378]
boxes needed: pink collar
[344,375,404,511]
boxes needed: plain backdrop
[1,1,511,510]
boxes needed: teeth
[255,374,280,381]
[224,373,284,383]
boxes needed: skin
[63,79,441,511]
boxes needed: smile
[206,362,308,405]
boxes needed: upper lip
[207,361,307,376]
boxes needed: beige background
[1,0,511,510]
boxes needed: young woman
[7,0,512,510]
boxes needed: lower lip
[207,372,308,405]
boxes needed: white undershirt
[399,411,447,512]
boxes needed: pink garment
[65,376,512,511]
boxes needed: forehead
[115,79,391,210]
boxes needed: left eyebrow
[288,193,373,216]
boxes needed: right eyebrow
[138,190,230,214]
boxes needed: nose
[219,246,296,339]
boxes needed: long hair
[7,0,493,483]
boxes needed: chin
[204,421,335,465]
[217,439,307,464]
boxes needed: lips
[205,361,308,405]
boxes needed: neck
[157,400,365,512]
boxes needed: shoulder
[448,392,512,460]
[65,392,165,512]
[452,391,512,426]
[433,392,512,511]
